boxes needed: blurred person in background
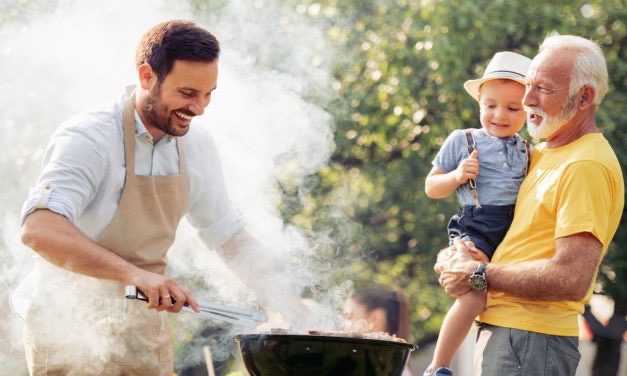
[344,285,414,376]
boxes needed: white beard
[526,94,578,143]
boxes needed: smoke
[0,0,354,373]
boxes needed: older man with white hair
[437,34,624,376]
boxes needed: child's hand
[454,149,480,184]
[466,241,490,263]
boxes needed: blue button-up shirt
[432,128,530,206]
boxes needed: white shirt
[21,88,244,250]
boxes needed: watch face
[470,275,487,291]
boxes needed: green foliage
[282,0,627,344]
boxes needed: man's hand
[437,238,481,297]
[129,269,200,313]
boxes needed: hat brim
[464,73,527,102]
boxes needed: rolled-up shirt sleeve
[184,131,245,250]
[21,117,107,225]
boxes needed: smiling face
[478,79,527,138]
[138,59,218,142]
[523,49,578,142]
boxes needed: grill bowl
[234,333,417,376]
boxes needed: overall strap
[523,139,531,176]
[465,129,475,154]
[464,129,481,209]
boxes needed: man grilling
[14,19,299,375]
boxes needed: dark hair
[353,285,410,340]
[135,20,220,83]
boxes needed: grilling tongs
[125,285,267,328]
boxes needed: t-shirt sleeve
[554,160,615,246]
[432,129,466,173]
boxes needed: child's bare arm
[425,150,480,199]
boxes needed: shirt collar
[133,110,175,144]
[479,128,519,145]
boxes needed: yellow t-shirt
[479,133,624,336]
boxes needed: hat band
[485,69,526,79]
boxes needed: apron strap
[122,89,187,176]
[123,91,137,177]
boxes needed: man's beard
[526,94,578,143]
[142,84,190,138]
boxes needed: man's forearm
[487,260,574,300]
[216,229,308,319]
[217,229,287,297]
[487,234,602,301]
[21,209,140,284]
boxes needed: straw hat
[464,51,532,102]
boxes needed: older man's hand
[437,237,481,297]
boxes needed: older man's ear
[578,85,596,109]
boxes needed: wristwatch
[469,263,488,292]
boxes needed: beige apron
[24,90,189,375]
